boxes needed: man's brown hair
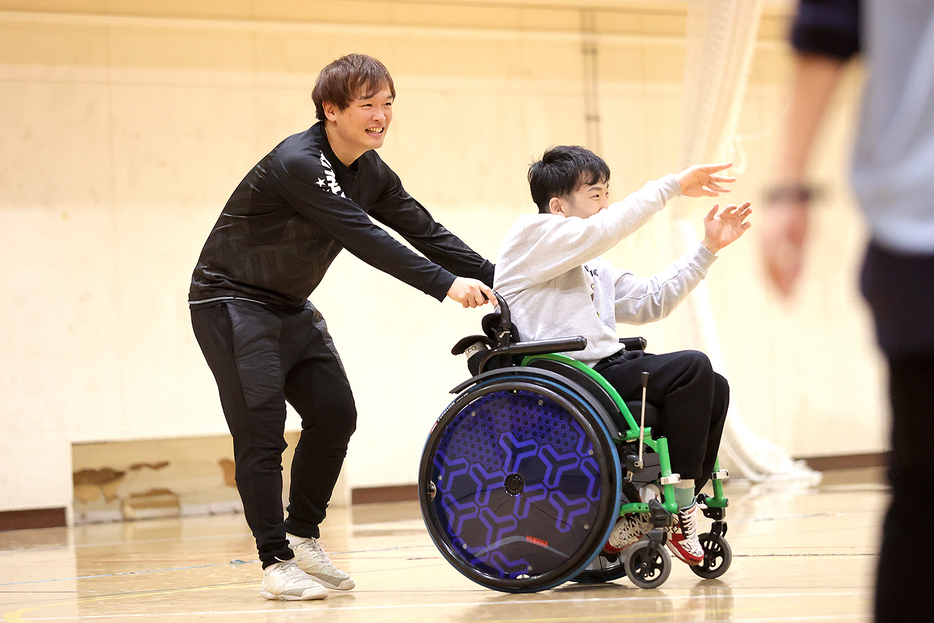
[312,54,396,121]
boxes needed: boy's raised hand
[677,163,736,198]
[701,202,753,254]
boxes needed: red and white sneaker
[604,512,653,554]
[667,501,704,566]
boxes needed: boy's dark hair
[312,54,396,121]
[528,145,611,213]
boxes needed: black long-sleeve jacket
[189,122,494,309]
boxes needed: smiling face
[549,178,610,219]
[323,86,394,166]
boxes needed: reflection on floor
[0,468,887,622]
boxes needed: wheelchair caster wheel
[571,551,628,584]
[690,532,732,580]
[624,541,671,589]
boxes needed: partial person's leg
[278,303,357,590]
[190,302,293,567]
[861,242,934,623]
[596,350,720,483]
[596,349,720,565]
[698,373,729,493]
[281,303,358,538]
[874,356,934,623]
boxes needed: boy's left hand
[701,202,753,254]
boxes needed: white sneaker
[260,561,328,601]
[667,501,704,565]
[287,534,355,590]
[604,512,653,553]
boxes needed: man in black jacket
[190,53,494,601]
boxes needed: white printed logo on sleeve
[315,154,346,198]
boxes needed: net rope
[672,0,821,485]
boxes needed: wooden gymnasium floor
[1,468,886,623]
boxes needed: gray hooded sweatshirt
[493,174,717,366]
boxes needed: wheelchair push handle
[493,291,510,326]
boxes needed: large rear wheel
[419,376,621,592]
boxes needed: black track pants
[594,349,729,492]
[861,241,934,623]
[874,356,934,623]
[191,300,357,567]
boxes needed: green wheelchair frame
[521,352,731,588]
[521,354,732,588]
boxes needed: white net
[674,0,821,485]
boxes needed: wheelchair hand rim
[418,375,622,592]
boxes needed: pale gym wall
[0,0,886,524]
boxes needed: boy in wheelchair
[493,145,752,565]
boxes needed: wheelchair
[418,294,731,592]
